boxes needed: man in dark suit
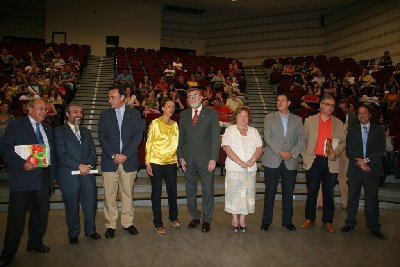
[177,88,220,232]
[98,86,143,239]
[261,94,305,231]
[54,103,100,245]
[0,98,54,267]
[340,105,386,239]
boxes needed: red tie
[193,109,198,126]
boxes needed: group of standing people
[0,85,387,267]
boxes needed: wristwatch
[111,154,115,159]
[364,157,370,164]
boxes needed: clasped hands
[113,153,127,164]
[355,158,371,172]
[179,158,216,173]
[236,158,255,168]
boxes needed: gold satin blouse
[145,117,179,165]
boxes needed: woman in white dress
[222,106,263,232]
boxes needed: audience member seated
[68,55,81,71]
[116,67,134,88]
[169,90,184,112]
[343,71,355,85]
[311,71,325,88]
[175,75,188,93]
[139,75,153,94]
[282,61,297,76]
[163,63,176,79]
[360,94,380,108]
[59,65,76,91]
[5,57,18,76]
[50,76,67,101]
[206,66,216,81]
[311,81,322,96]
[294,72,309,90]
[142,90,160,117]
[211,97,232,128]
[52,52,66,71]
[43,46,56,60]
[229,59,241,75]
[154,76,169,91]
[202,85,214,100]
[0,48,14,64]
[37,72,51,91]
[271,58,283,72]
[44,62,59,80]
[157,87,169,101]
[48,87,65,124]
[12,67,28,85]
[125,87,140,107]
[187,74,199,89]
[24,61,40,77]
[20,51,33,66]
[379,51,392,67]
[325,72,340,88]
[37,53,48,68]
[0,102,15,142]
[211,70,225,90]
[300,87,320,110]
[359,68,375,89]
[0,75,25,103]
[338,79,357,100]
[367,58,377,70]
[202,98,209,107]
[172,57,183,71]
[393,63,400,83]
[369,64,380,74]
[308,63,320,76]
[42,91,59,127]
[224,78,245,102]
[383,87,399,110]
[226,91,243,112]
[388,75,399,91]
[19,73,44,100]
[323,80,338,99]
[194,66,205,82]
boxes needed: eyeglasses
[187,93,201,99]
[321,103,335,108]
[33,107,48,112]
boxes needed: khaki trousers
[103,164,137,229]
[317,153,348,209]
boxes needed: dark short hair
[277,93,291,102]
[339,99,350,109]
[109,85,126,96]
[161,98,174,107]
[356,104,371,114]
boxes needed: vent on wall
[164,5,205,15]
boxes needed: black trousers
[305,156,337,224]
[262,161,297,225]
[1,170,50,261]
[346,174,381,231]
[150,163,178,228]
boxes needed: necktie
[193,109,198,126]
[362,126,368,158]
[74,125,81,143]
[35,122,44,144]
[117,109,123,152]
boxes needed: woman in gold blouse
[145,99,180,234]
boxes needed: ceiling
[158,0,360,16]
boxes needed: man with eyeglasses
[0,98,54,267]
[177,88,220,232]
[300,95,346,233]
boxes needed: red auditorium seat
[294,108,315,123]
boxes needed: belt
[315,155,327,158]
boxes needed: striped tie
[74,125,81,143]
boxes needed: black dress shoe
[187,219,200,229]
[261,224,270,231]
[340,225,355,232]
[370,230,385,239]
[124,225,139,235]
[86,233,101,240]
[283,224,296,231]
[69,237,78,245]
[0,259,11,267]
[202,222,210,232]
[105,228,115,239]
[27,245,50,253]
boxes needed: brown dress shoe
[300,219,314,229]
[202,222,210,232]
[188,219,200,229]
[323,223,335,233]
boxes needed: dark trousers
[150,163,178,228]
[0,171,49,261]
[59,175,97,238]
[262,161,297,225]
[305,157,337,224]
[346,175,380,231]
[185,163,214,223]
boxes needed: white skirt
[224,170,256,215]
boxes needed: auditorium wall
[45,0,161,56]
[324,0,400,64]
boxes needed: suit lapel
[64,124,81,144]
[274,112,285,138]
[24,117,38,143]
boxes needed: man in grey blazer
[261,94,305,231]
[177,88,220,232]
[98,86,143,238]
[54,103,100,245]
